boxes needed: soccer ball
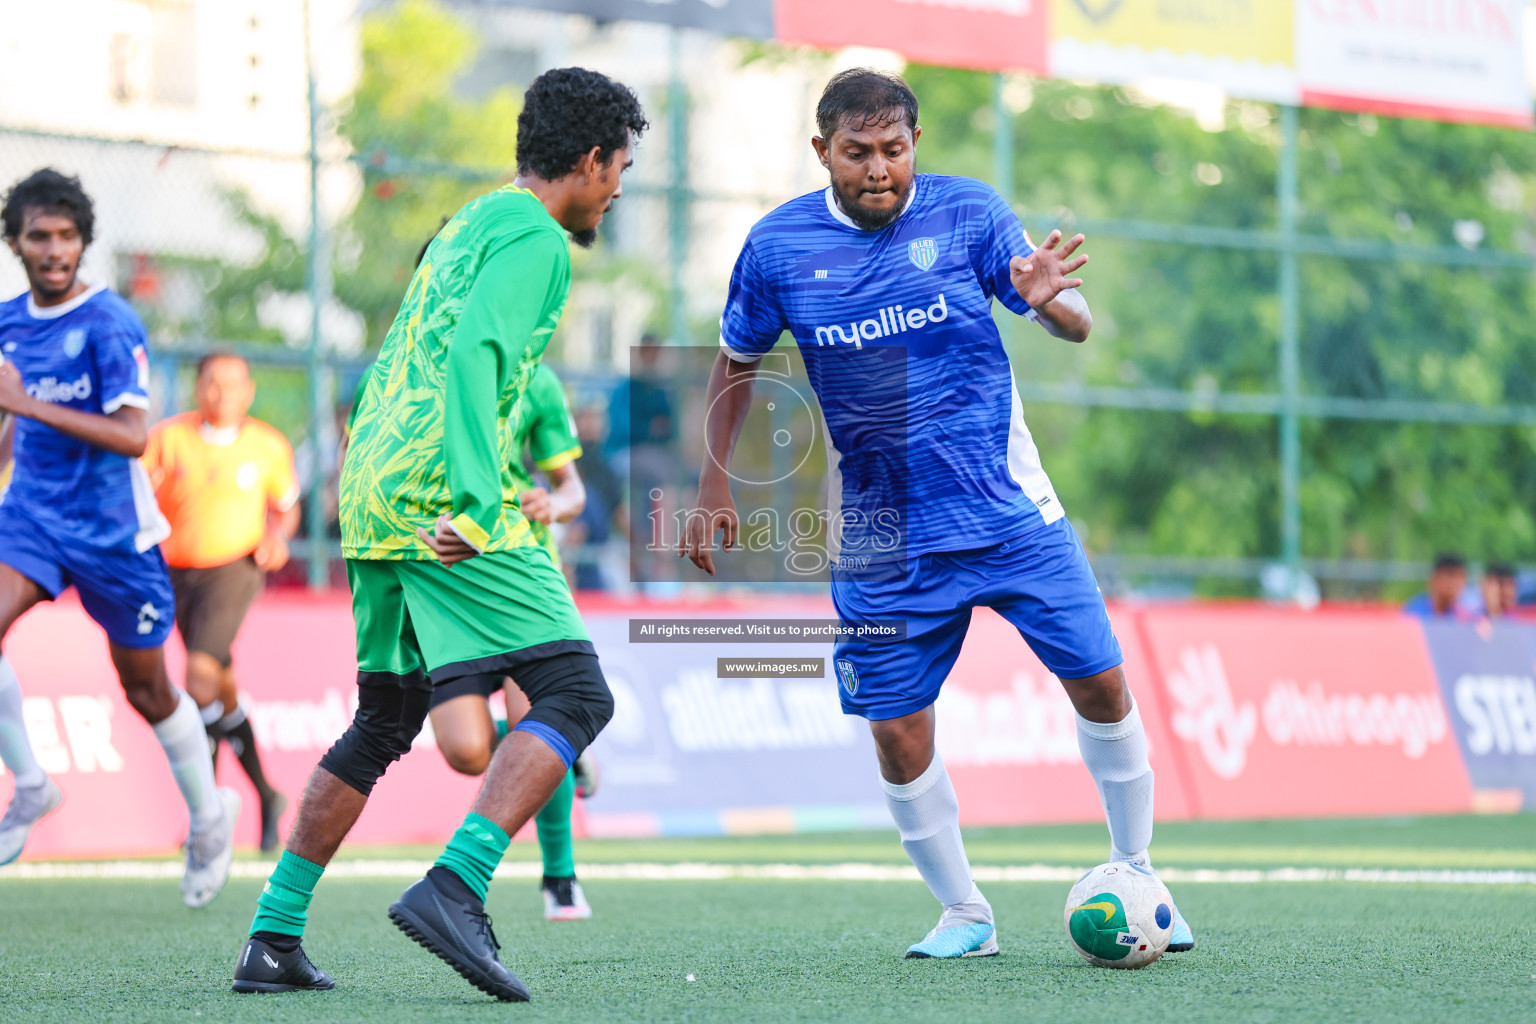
[1063,863,1174,969]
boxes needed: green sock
[249,851,324,937]
[535,768,576,878]
[434,812,510,902]
[494,718,511,741]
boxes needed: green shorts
[347,547,591,685]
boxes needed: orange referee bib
[142,412,299,569]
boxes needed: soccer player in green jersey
[427,361,600,922]
[231,68,647,1003]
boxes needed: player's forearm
[1035,290,1093,343]
[13,400,148,457]
[699,351,757,489]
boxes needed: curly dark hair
[2,167,95,245]
[816,68,919,141]
[516,67,649,180]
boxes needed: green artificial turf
[4,816,1535,1024]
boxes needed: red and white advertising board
[1137,606,1474,819]
[940,605,1193,825]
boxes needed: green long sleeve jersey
[340,185,571,560]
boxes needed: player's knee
[1061,664,1130,723]
[518,652,613,763]
[436,733,492,777]
[183,651,224,707]
[318,675,431,796]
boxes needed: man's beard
[570,228,598,249]
[834,178,913,231]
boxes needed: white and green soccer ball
[1063,862,1174,969]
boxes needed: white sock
[1076,699,1154,867]
[217,700,247,733]
[0,656,46,788]
[198,699,225,727]
[152,689,222,830]
[882,754,980,909]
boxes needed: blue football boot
[905,889,999,959]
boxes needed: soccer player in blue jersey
[0,169,237,904]
[683,70,1195,959]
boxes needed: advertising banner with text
[1138,607,1473,820]
[1049,0,1297,104]
[1419,621,1536,811]
[0,593,1496,861]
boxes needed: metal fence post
[303,0,331,590]
[992,73,1013,203]
[1277,104,1302,583]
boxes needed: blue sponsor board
[1419,621,1536,810]
[582,614,883,829]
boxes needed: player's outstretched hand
[1010,229,1087,311]
[679,482,738,577]
[519,487,555,525]
[418,514,479,566]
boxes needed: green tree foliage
[336,0,521,346]
[903,66,1536,590]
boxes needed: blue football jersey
[719,174,1065,563]
[0,284,169,553]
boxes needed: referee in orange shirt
[143,352,298,852]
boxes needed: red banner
[941,606,1193,825]
[1,593,1478,861]
[0,593,566,860]
[1137,606,1473,819]
[775,0,1048,75]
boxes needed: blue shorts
[830,518,1122,721]
[0,505,175,649]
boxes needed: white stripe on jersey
[1005,367,1065,526]
[129,458,171,552]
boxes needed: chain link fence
[5,1,1536,602]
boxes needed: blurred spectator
[605,332,676,460]
[606,333,680,585]
[1403,553,1469,619]
[1479,562,1519,619]
[567,404,623,591]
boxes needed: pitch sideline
[4,860,1535,885]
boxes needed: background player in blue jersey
[0,169,237,905]
[682,71,1194,959]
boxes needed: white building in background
[0,0,360,348]
[0,0,862,361]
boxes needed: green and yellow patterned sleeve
[443,228,568,551]
[527,365,582,472]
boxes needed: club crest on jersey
[63,328,86,358]
[836,658,859,697]
[908,237,938,272]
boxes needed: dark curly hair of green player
[2,167,95,245]
[516,67,649,182]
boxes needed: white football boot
[0,777,63,865]
[182,787,240,908]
